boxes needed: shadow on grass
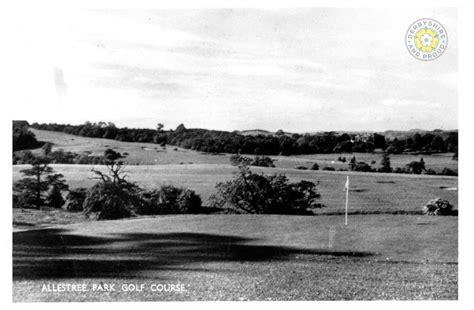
[13,229,374,280]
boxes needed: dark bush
[13,190,37,209]
[353,162,374,172]
[252,155,275,168]
[405,159,425,174]
[13,121,41,151]
[83,182,141,220]
[378,153,392,173]
[83,149,143,220]
[64,188,87,212]
[210,163,324,214]
[12,150,37,164]
[439,168,458,176]
[423,198,455,215]
[46,185,65,208]
[296,166,308,170]
[230,154,252,167]
[311,163,319,170]
[423,168,437,175]
[138,185,202,215]
[13,149,105,165]
[322,167,335,171]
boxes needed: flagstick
[345,176,349,226]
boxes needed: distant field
[29,129,458,172]
[13,214,457,301]
[13,164,458,214]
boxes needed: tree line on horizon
[25,121,457,156]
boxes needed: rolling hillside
[27,129,458,172]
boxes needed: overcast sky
[14,8,457,132]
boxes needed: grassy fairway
[13,214,457,301]
[13,164,458,215]
[12,129,458,301]
[29,128,458,172]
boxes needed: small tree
[348,156,357,171]
[405,158,426,174]
[46,186,65,208]
[13,157,67,209]
[156,123,164,132]
[378,153,392,172]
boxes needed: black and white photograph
[5,1,472,305]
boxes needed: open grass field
[13,164,458,216]
[13,214,457,301]
[29,129,458,172]
[12,129,458,301]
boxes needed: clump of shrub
[353,161,374,172]
[322,167,335,171]
[210,160,324,214]
[296,166,308,170]
[46,185,65,208]
[230,154,275,168]
[252,155,275,167]
[13,149,105,165]
[439,168,458,176]
[311,163,319,170]
[13,190,37,209]
[83,181,142,220]
[82,149,143,220]
[138,185,202,215]
[64,188,87,212]
[422,198,455,216]
[423,168,437,175]
[405,158,425,174]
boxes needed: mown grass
[12,129,458,301]
[12,214,457,301]
[29,128,458,172]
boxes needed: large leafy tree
[210,158,324,214]
[83,149,143,220]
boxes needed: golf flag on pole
[344,176,349,225]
